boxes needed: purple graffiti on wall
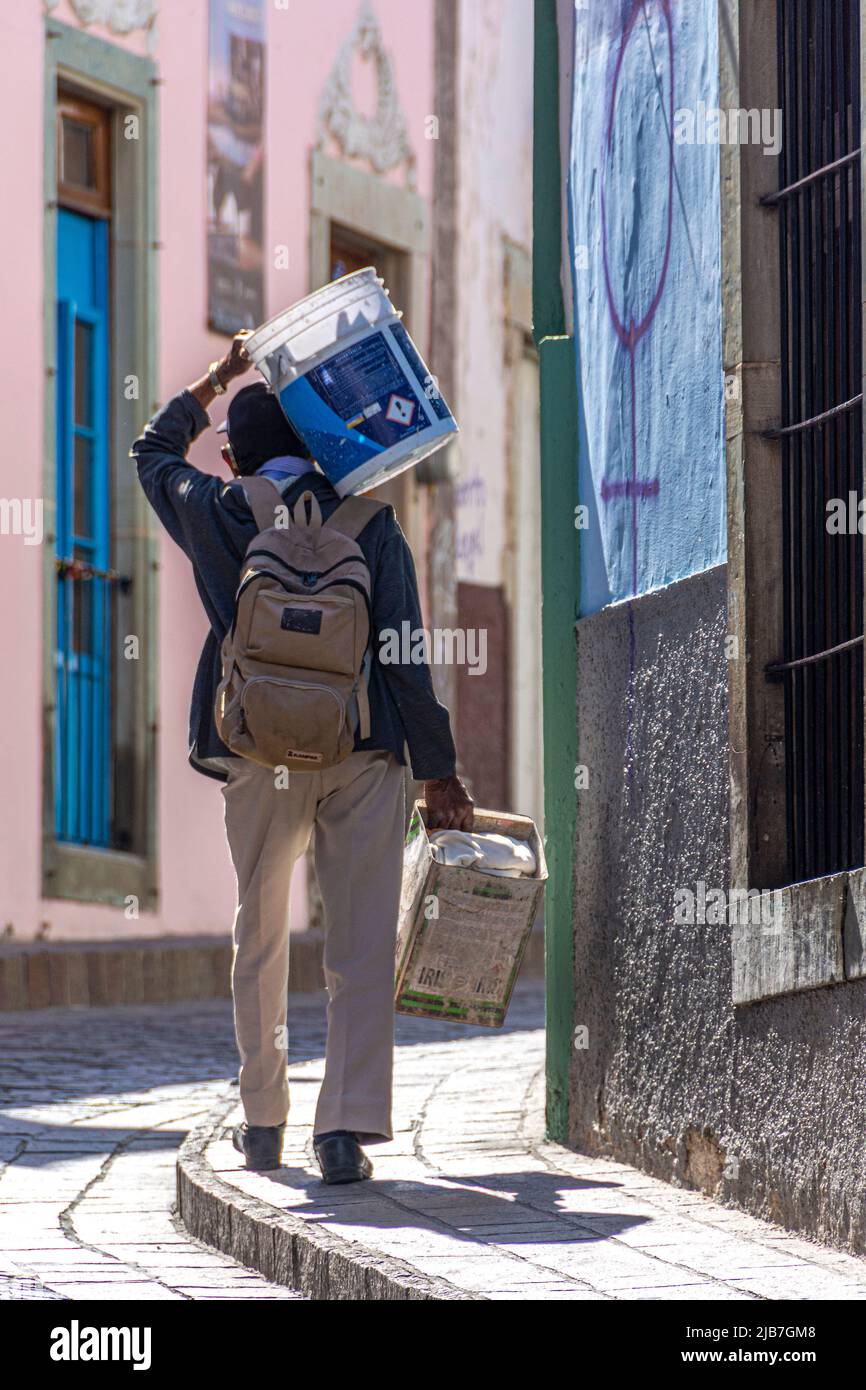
[599,0,675,779]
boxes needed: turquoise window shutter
[55,209,111,847]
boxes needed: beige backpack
[215,476,385,772]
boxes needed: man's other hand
[424,775,474,831]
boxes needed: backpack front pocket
[238,676,354,770]
[245,588,357,676]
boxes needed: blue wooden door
[55,208,111,847]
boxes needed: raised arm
[130,332,254,553]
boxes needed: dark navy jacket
[131,389,457,782]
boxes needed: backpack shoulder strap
[326,496,388,543]
[241,475,285,533]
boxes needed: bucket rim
[245,267,389,356]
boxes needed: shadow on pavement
[246,1163,650,1247]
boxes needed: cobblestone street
[4,978,866,1302]
[0,993,317,1301]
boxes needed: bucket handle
[292,491,323,530]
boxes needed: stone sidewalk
[182,978,866,1302]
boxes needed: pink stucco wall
[454,0,534,588]
[0,2,47,941]
[0,0,433,943]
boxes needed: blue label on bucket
[390,322,453,423]
[278,327,435,485]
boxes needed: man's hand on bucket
[188,330,255,412]
[223,330,255,382]
[424,775,474,831]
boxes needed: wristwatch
[208,361,227,395]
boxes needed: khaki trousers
[221,749,405,1142]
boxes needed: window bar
[834,0,845,867]
[850,0,863,871]
[824,0,836,869]
[778,0,797,877]
[767,634,864,674]
[839,0,853,869]
[789,0,806,878]
[814,0,830,873]
[760,147,860,207]
[799,0,815,879]
[761,393,863,440]
[55,559,130,847]
[790,0,805,878]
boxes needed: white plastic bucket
[244,268,458,496]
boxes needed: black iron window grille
[763,0,863,882]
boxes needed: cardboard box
[395,803,547,1027]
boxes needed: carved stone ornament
[317,0,416,187]
[44,0,157,40]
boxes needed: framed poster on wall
[207,0,265,333]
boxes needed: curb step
[0,924,542,1012]
[0,932,323,1011]
[176,1095,480,1302]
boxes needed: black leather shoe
[313,1130,373,1184]
[232,1121,285,1171]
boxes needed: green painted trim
[42,19,160,908]
[539,336,579,1143]
[534,0,578,1142]
[533,0,566,342]
[47,18,156,99]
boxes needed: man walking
[132,332,473,1183]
